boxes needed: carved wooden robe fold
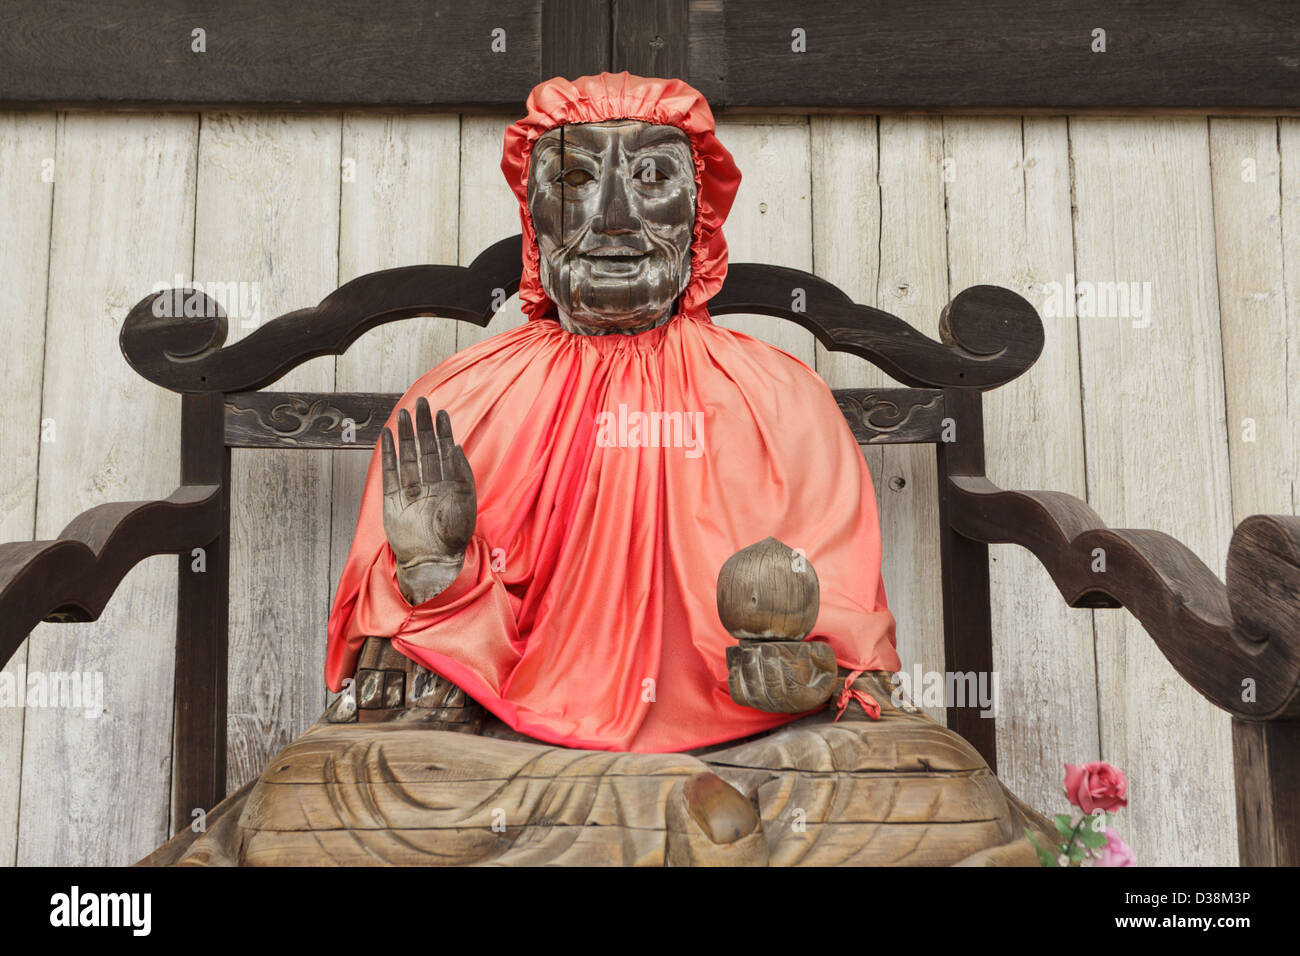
[142,673,1050,867]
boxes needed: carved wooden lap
[148,670,1049,867]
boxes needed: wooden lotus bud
[716,537,819,641]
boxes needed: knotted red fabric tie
[834,669,881,721]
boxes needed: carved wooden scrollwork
[226,395,374,446]
[834,388,945,444]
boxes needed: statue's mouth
[583,245,647,259]
[581,245,650,276]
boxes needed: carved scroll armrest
[945,475,1300,721]
[0,484,222,668]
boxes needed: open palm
[381,398,477,565]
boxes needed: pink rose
[1095,827,1136,867]
[1063,761,1128,813]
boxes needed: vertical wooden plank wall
[942,118,1099,819]
[192,115,343,794]
[14,115,198,864]
[0,111,1294,866]
[1071,119,1237,866]
[874,118,950,722]
[0,114,55,865]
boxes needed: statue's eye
[635,161,671,183]
[559,168,595,187]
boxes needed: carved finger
[450,444,475,487]
[397,408,421,499]
[434,408,455,480]
[380,428,400,501]
[415,397,437,488]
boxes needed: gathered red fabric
[325,71,899,752]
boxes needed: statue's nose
[593,168,640,235]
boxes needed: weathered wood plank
[0,111,55,866]
[17,113,197,865]
[1209,119,1295,522]
[0,0,544,110]
[941,117,1100,824]
[694,0,1300,114]
[611,0,688,78]
[543,0,612,80]
[872,116,949,723]
[807,117,886,538]
[228,388,948,448]
[1232,719,1300,866]
[711,120,815,363]
[1070,117,1236,866]
[192,113,341,794]
[2,1,1296,114]
[456,117,527,350]
[1284,120,1300,519]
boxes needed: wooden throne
[1,236,1297,864]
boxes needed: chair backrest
[114,234,1044,820]
[121,234,1044,454]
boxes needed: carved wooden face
[528,120,697,333]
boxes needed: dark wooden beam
[695,0,1300,114]
[542,0,611,80]
[935,388,997,771]
[171,392,231,835]
[1,0,1295,113]
[0,0,544,111]
[1233,719,1300,866]
[612,0,689,78]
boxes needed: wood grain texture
[543,0,612,80]
[1209,119,1296,523]
[692,0,1300,114]
[191,113,341,795]
[0,112,55,866]
[227,388,948,449]
[456,116,527,350]
[1070,117,1236,866]
[171,393,229,830]
[0,485,221,657]
[0,0,544,110]
[1283,121,1300,520]
[941,117,1100,824]
[808,116,885,487]
[2,1,1296,113]
[146,681,1052,866]
[710,120,815,363]
[872,117,949,723]
[1232,719,1300,866]
[17,113,197,866]
[612,0,688,78]
[946,479,1300,717]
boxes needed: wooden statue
[138,78,1056,866]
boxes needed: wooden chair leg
[1232,718,1300,865]
[936,388,997,772]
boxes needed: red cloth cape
[325,72,899,752]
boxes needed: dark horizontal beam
[0,0,1295,113]
[225,387,947,449]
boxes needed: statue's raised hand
[381,398,477,605]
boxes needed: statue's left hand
[381,398,477,605]
[717,537,837,713]
[727,640,837,713]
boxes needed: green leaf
[1026,828,1058,867]
[1078,818,1108,850]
